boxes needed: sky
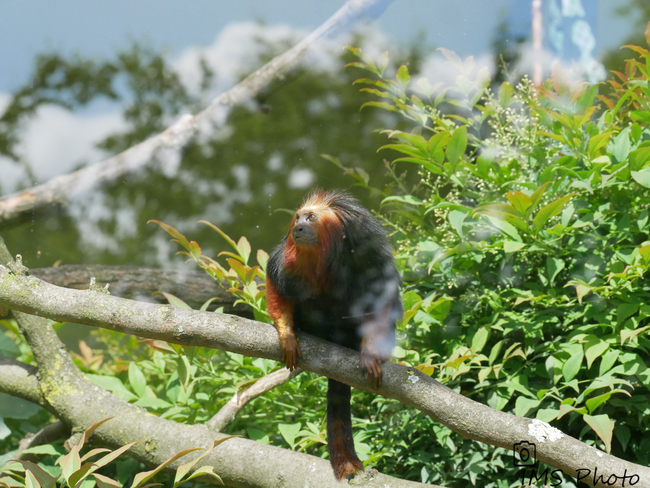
[0,0,635,92]
[0,0,642,190]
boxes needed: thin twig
[207,368,303,432]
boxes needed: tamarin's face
[291,209,320,247]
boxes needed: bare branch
[0,258,648,487]
[0,0,394,225]
[15,421,70,460]
[0,355,46,408]
[207,367,303,432]
[30,264,252,316]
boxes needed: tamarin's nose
[294,225,305,233]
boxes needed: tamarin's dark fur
[266,189,403,480]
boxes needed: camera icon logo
[513,441,537,467]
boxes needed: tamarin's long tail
[326,379,364,480]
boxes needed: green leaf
[599,350,619,376]
[609,128,630,164]
[503,241,526,253]
[18,445,60,457]
[505,191,532,216]
[381,195,423,206]
[629,146,650,171]
[546,257,565,286]
[173,438,234,487]
[562,351,583,382]
[528,182,551,211]
[536,408,559,422]
[149,221,191,252]
[25,470,41,488]
[475,204,528,232]
[199,297,219,312]
[476,152,493,178]
[532,194,575,232]
[176,355,191,387]
[385,130,428,152]
[583,336,609,369]
[446,125,468,167]
[514,397,541,417]
[93,473,122,488]
[427,131,451,165]
[621,325,650,345]
[392,157,442,174]
[236,236,251,264]
[498,82,513,107]
[154,291,191,309]
[448,210,467,238]
[396,65,410,88]
[180,465,222,485]
[470,325,490,353]
[585,390,629,414]
[361,101,398,112]
[88,442,139,474]
[631,167,650,187]
[588,131,613,158]
[482,215,521,241]
[199,221,240,255]
[617,303,639,325]
[128,363,147,398]
[615,424,631,452]
[86,375,137,402]
[379,143,427,159]
[131,448,203,488]
[11,461,57,488]
[345,46,378,74]
[278,423,301,449]
[583,414,615,452]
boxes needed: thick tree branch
[0,0,394,226]
[30,265,252,316]
[0,256,648,487]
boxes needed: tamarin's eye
[308,213,316,222]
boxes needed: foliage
[335,22,650,486]
[0,418,229,488]
[149,220,269,322]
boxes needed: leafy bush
[335,22,650,486]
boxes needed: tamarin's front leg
[276,305,301,370]
[266,281,301,370]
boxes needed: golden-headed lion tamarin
[266,189,403,480]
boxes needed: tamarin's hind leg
[327,379,364,480]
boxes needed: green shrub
[338,23,650,486]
